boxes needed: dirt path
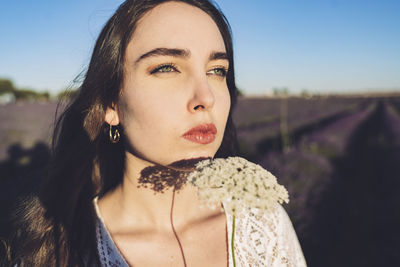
[306,100,400,267]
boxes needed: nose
[187,76,215,113]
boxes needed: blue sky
[0,0,399,95]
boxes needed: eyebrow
[135,48,190,64]
[209,51,228,61]
[134,48,228,65]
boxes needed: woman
[8,0,306,266]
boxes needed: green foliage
[56,89,78,101]
[0,78,50,101]
[235,87,244,97]
[300,88,311,98]
[273,87,289,97]
[14,89,49,101]
[0,78,15,94]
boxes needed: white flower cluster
[187,157,289,217]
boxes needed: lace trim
[94,197,129,267]
[227,204,307,267]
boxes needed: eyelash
[149,63,228,77]
[150,63,179,74]
[207,66,228,77]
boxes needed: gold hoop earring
[109,124,120,143]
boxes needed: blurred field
[1,94,400,266]
[0,102,57,160]
[235,94,400,267]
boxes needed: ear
[105,104,120,126]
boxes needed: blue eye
[150,63,179,74]
[207,67,228,77]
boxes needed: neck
[98,152,218,233]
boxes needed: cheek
[119,77,162,126]
[118,86,180,147]
[118,97,172,160]
[216,88,231,124]
[120,96,164,132]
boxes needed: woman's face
[107,1,231,166]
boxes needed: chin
[183,148,217,160]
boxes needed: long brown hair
[8,0,239,266]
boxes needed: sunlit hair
[8,0,239,266]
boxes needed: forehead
[126,1,226,58]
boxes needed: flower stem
[231,215,236,267]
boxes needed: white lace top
[94,199,307,267]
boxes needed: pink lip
[182,123,217,144]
